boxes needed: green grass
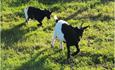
[1,0,114,70]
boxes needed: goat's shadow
[15,47,114,70]
[52,51,114,69]
[48,52,114,70]
[1,22,37,48]
[15,48,63,70]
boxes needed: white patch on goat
[51,20,69,49]
[54,15,58,20]
[54,20,68,41]
[24,7,29,20]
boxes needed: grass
[1,0,114,70]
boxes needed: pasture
[1,0,114,70]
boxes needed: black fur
[25,6,52,27]
[62,24,88,58]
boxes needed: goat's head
[74,23,89,38]
[44,9,52,19]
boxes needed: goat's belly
[57,33,65,42]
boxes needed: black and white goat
[51,16,89,59]
[24,6,52,27]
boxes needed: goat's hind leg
[51,37,56,48]
[67,44,70,59]
[60,41,63,49]
[37,21,42,27]
[72,44,80,56]
[25,18,29,24]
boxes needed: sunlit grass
[1,0,114,70]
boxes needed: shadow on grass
[2,10,25,22]
[5,0,114,22]
[54,51,114,64]
[15,48,62,70]
[78,52,114,64]
[7,0,76,7]
[38,0,114,5]
[53,51,114,70]
[72,14,114,22]
[64,0,114,21]
[8,0,30,7]
[14,47,114,70]
[1,22,37,48]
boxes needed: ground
[1,0,114,70]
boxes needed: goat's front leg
[51,37,56,48]
[51,30,57,48]
[37,21,42,27]
[72,44,80,56]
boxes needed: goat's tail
[54,15,59,23]
[24,7,29,18]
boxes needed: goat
[24,6,52,27]
[51,16,89,59]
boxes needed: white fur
[24,7,29,20]
[54,20,68,41]
[54,15,58,20]
[51,20,69,49]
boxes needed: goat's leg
[51,37,56,48]
[72,44,80,56]
[37,21,42,27]
[60,41,63,49]
[67,44,70,59]
[25,18,29,24]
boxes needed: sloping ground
[1,0,114,70]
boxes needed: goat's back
[62,24,80,46]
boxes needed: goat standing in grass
[24,6,52,27]
[51,16,89,59]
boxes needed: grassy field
[1,0,114,70]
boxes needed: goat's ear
[49,11,52,14]
[47,8,52,13]
[54,15,59,22]
[83,26,89,30]
[74,27,79,30]
[74,27,79,31]
[50,11,52,14]
[44,9,47,11]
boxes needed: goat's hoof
[72,53,75,56]
[51,45,54,48]
[59,48,63,50]
[67,56,70,59]
[37,24,42,27]
[60,49,63,51]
